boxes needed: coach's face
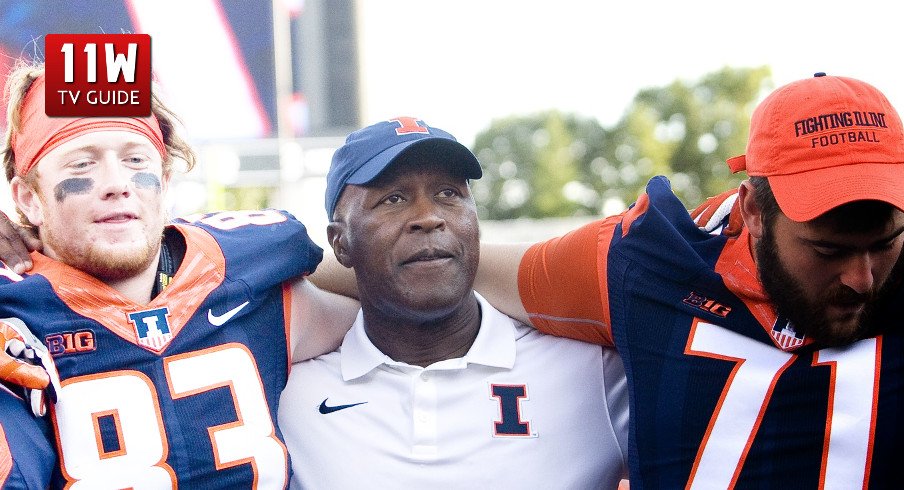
[329,153,480,322]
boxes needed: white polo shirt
[278,292,628,489]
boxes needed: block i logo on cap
[44,33,152,117]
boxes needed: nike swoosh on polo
[319,398,368,414]
[208,301,250,326]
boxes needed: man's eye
[813,247,842,258]
[126,156,149,166]
[382,195,404,205]
[870,241,895,253]
[437,189,459,198]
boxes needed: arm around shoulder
[488,220,614,345]
[474,242,533,324]
[287,277,360,363]
[0,209,41,274]
[307,250,359,299]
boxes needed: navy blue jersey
[0,209,321,488]
[0,386,56,489]
[519,177,904,488]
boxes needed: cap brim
[768,162,904,222]
[346,137,482,185]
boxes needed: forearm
[474,242,532,324]
[288,278,360,362]
[308,250,359,299]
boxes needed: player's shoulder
[173,209,323,277]
[0,262,46,315]
[174,209,304,240]
[617,176,744,245]
[615,177,688,232]
[609,176,702,250]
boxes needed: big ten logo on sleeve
[44,33,152,117]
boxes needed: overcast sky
[356,0,904,146]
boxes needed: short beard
[43,223,162,281]
[755,224,888,348]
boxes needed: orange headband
[10,74,167,177]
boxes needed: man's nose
[407,199,445,233]
[839,253,875,295]
[98,159,133,199]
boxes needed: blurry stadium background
[1,0,595,246]
[4,0,901,248]
[1,0,357,248]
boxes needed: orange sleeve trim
[282,283,293,375]
[518,217,619,346]
[690,189,744,236]
[0,424,11,486]
[724,202,745,237]
[620,192,649,237]
[690,189,736,224]
[690,196,716,224]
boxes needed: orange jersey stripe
[691,189,737,225]
[713,229,779,333]
[0,424,11,486]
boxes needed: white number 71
[685,320,878,489]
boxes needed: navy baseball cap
[325,117,482,219]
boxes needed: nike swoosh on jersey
[319,398,368,414]
[207,301,250,326]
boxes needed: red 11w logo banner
[44,34,152,117]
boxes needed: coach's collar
[340,292,517,381]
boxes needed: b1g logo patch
[44,33,152,117]
[683,291,731,318]
[45,330,96,357]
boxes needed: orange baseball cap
[727,73,904,222]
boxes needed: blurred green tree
[472,111,609,219]
[471,66,773,219]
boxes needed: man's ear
[326,221,353,268]
[10,176,44,227]
[738,180,763,239]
